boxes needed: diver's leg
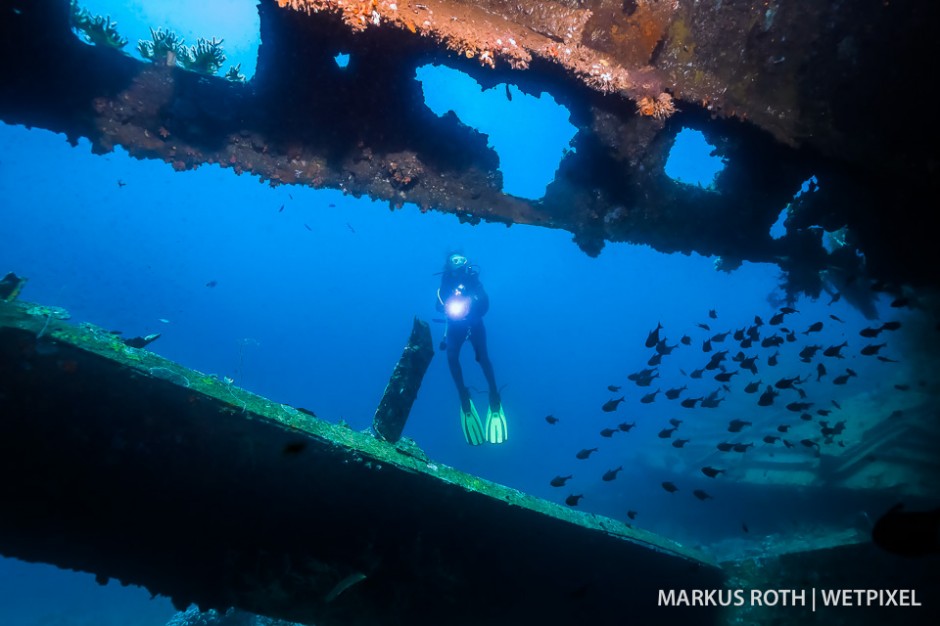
[469,321,500,409]
[446,323,471,413]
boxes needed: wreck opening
[415,63,577,200]
[664,127,725,190]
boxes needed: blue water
[1,1,935,624]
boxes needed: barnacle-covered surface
[1,0,937,299]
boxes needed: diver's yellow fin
[460,400,485,446]
[485,405,508,444]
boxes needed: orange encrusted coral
[636,93,676,120]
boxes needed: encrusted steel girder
[1,0,937,299]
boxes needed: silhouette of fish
[645,322,663,348]
[640,389,660,404]
[880,321,901,331]
[575,448,598,460]
[665,385,687,400]
[701,466,724,478]
[681,397,703,408]
[727,419,752,433]
[565,494,583,506]
[602,397,625,412]
[648,353,663,366]
[860,343,887,356]
[661,481,679,493]
[600,427,619,438]
[763,435,780,444]
[545,415,559,425]
[777,424,790,432]
[550,475,573,487]
[787,402,814,412]
[714,370,738,383]
[602,466,623,481]
[816,363,827,381]
[802,321,823,334]
[758,386,778,406]
[658,427,677,439]
[693,489,712,501]
[859,326,883,338]
[709,309,718,319]
[823,341,848,358]
[672,438,690,448]
[680,335,691,345]
[607,385,621,392]
[732,443,753,453]
[655,339,678,355]
[716,442,734,452]
[669,418,683,427]
[618,421,636,432]
[627,510,638,520]
[743,380,762,393]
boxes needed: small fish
[743,380,762,394]
[645,322,663,348]
[672,438,690,448]
[680,397,703,408]
[661,481,679,493]
[647,353,663,367]
[733,328,745,341]
[727,419,752,433]
[665,385,687,400]
[823,341,848,358]
[655,339,678,355]
[545,415,559,425]
[346,222,356,233]
[832,399,842,409]
[763,435,780,444]
[304,223,312,231]
[602,466,623,481]
[860,326,883,338]
[761,334,783,348]
[669,418,683,427]
[618,421,636,432]
[600,427,618,438]
[816,362,827,381]
[690,368,704,379]
[787,401,814,412]
[627,510,638,520]
[767,351,780,366]
[550,475,573,487]
[800,439,820,449]
[740,356,758,374]
[680,335,691,345]
[832,370,858,385]
[816,408,831,416]
[774,375,803,389]
[117,179,127,187]
[607,385,622,392]
[205,280,218,288]
[697,323,711,331]
[800,412,813,421]
[278,204,284,212]
[714,370,738,383]
[754,316,764,326]
[860,343,887,356]
[758,385,778,406]
[328,202,335,207]
[693,489,712,501]
[702,339,713,352]
[601,397,625,412]
[640,389,660,404]
[565,494,584,506]
[877,356,899,363]
[769,312,785,325]
[716,442,734,452]
[732,443,753,453]
[709,309,718,319]
[701,466,724,478]
[799,345,822,360]
[658,427,677,439]
[711,331,730,342]
[505,83,513,101]
[777,424,790,433]
[575,448,598,460]
[803,321,823,334]
[880,321,901,331]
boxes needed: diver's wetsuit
[438,266,499,414]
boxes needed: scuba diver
[436,253,508,445]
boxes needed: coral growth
[69,0,127,49]
[179,37,227,75]
[138,27,184,66]
[225,63,247,83]
[636,93,677,119]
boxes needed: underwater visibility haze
[1,1,939,625]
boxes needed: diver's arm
[473,282,490,317]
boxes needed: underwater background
[2,1,939,624]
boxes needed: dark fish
[877,356,899,363]
[802,321,823,335]
[716,442,734,452]
[754,316,764,326]
[732,443,753,453]
[769,312,785,325]
[693,489,712,501]
[661,481,679,493]
[727,419,752,433]
[346,222,356,234]
[700,390,726,408]
[711,331,730,342]
[787,401,813,412]
[701,466,724,478]
[550,475,573,487]
[785,331,797,343]
[681,397,703,408]
[872,504,940,557]
[860,343,887,356]
[601,397,625,412]
[733,328,745,341]
[782,439,795,448]
[602,466,623,481]
[600,428,618,438]
[296,407,317,417]
[831,400,842,409]
[123,333,161,349]
[774,375,803,389]
[640,389,660,404]
[697,323,711,331]
[799,345,822,360]
[758,386,778,406]
[655,339,678,355]
[709,309,718,319]
[658,427,677,439]
[278,204,284,212]
[565,494,584,506]
[800,439,819,449]
[304,223,312,231]
[0,272,28,301]
[732,351,745,362]
[669,418,683,427]
[618,421,636,432]
[777,424,790,433]
[800,412,813,421]
[545,415,559,425]
[647,353,663,366]
[816,409,831,416]
[823,341,848,358]
[763,435,780,444]
[665,385,687,400]
[832,370,857,385]
[283,441,306,455]
[767,351,780,366]
[816,362,827,381]
[117,179,127,187]
[714,370,738,383]
[828,292,841,304]
[505,83,513,101]
[740,338,753,349]
[627,510,638,520]
[780,307,799,314]
[645,322,663,348]
[702,339,712,352]
[575,448,598,460]
[743,380,762,393]
[680,335,691,345]
[607,385,622,392]
[880,321,901,331]
[761,334,783,348]
[859,326,883,338]
[327,202,334,207]
[690,368,704,379]
[672,438,690,448]
[740,356,758,374]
